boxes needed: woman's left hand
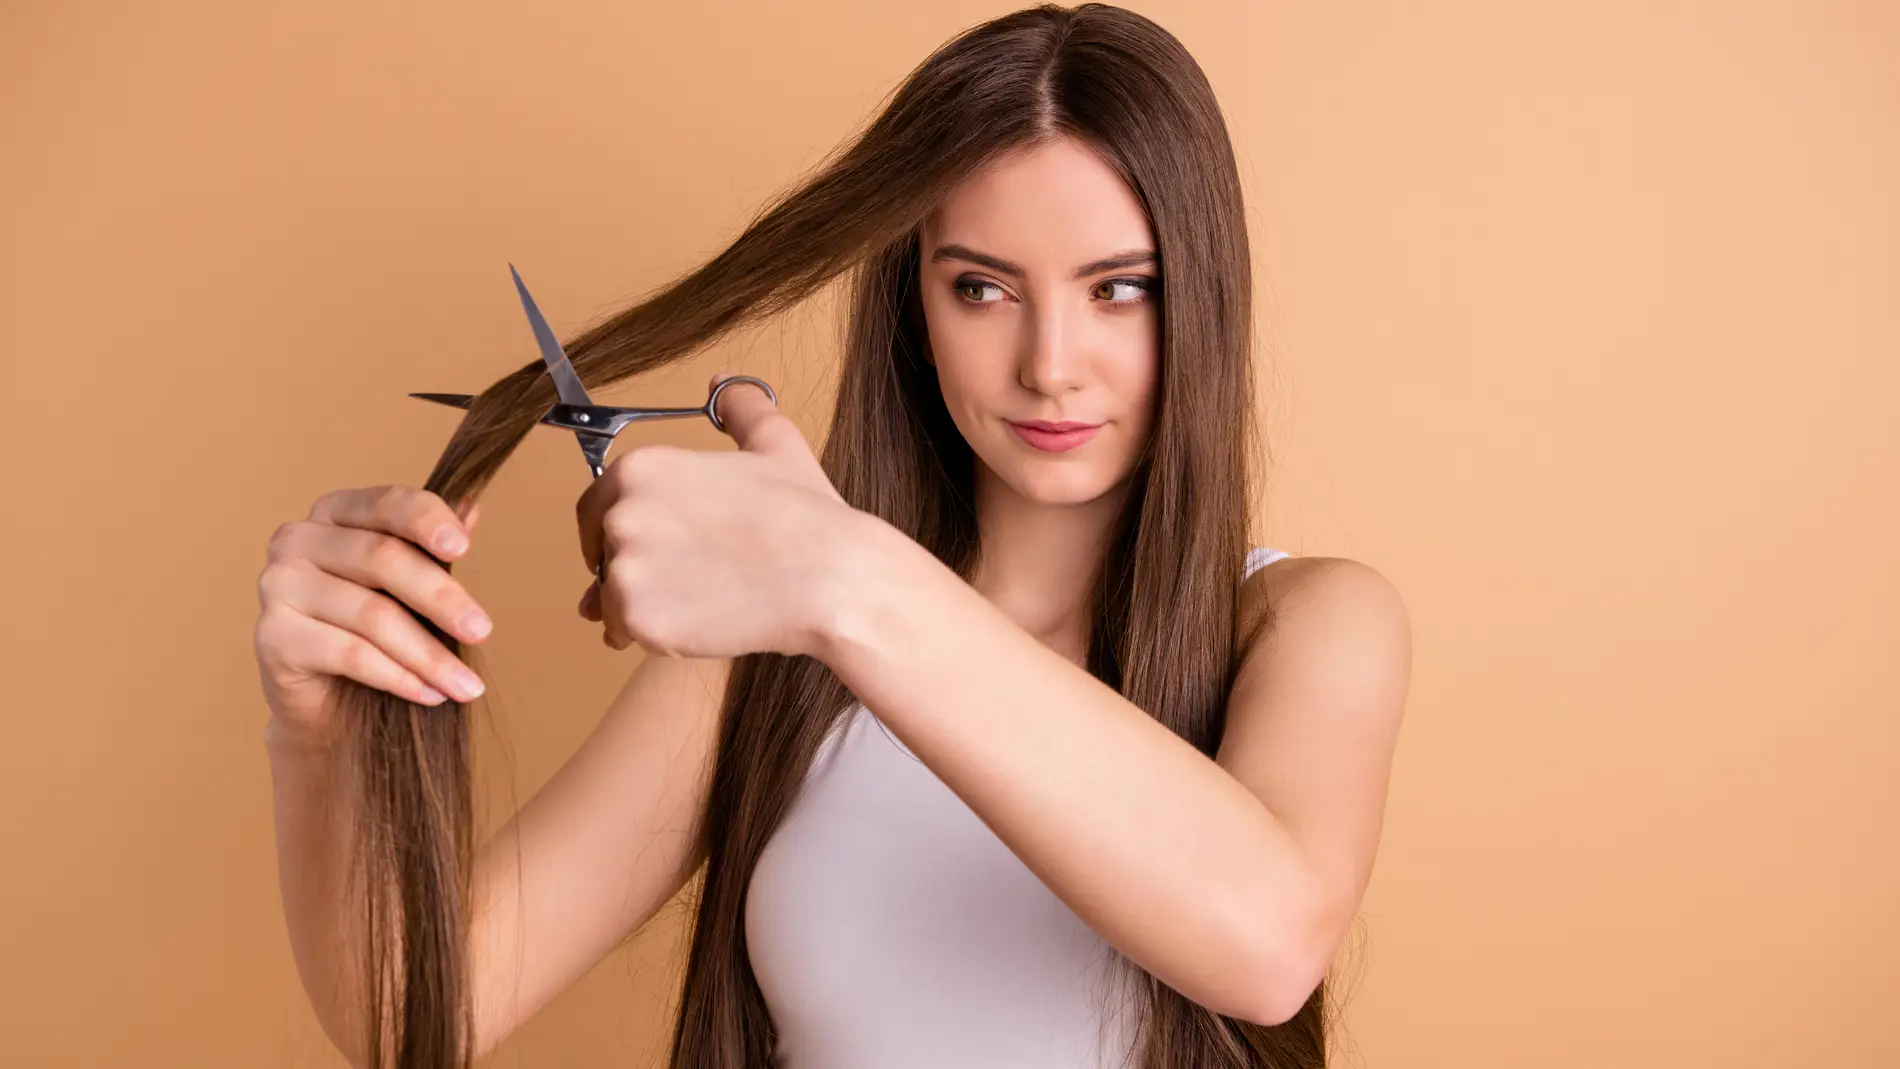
[575,372,863,660]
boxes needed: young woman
[254,4,1410,1067]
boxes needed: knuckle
[608,460,640,494]
[604,452,635,486]
[355,592,406,637]
[603,586,634,629]
[366,534,411,574]
[629,619,661,650]
[621,446,672,485]
[253,603,292,658]
[371,484,407,515]
[415,488,450,528]
[266,521,300,563]
[616,552,650,591]
[336,632,374,678]
[307,489,342,520]
[635,619,674,655]
[601,503,643,548]
[617,591,659,644]
[429,575,469,618]
[256,561,292,606]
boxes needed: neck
[967,461,1131,665]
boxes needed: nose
[1017,301,1084,396]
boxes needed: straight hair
[338,4,1343,1065]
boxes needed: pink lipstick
[1008,420,1103,452]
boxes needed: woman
[254,4,1411,1067]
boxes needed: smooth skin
[256,487,489,729]
[257,135,1407,1062]
[257,484,737,1060]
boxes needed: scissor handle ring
[706,375,779,433]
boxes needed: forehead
[924,137,1154,265]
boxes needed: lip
[1008,420,1104,452]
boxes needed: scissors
[410,263,779,584]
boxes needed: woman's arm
[814,517,1411,1027]
[265,651,729,1065]
[264,720,377,1065]
[464,652,730,1058]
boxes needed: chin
[989,457,1129,507]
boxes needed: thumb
[710,372,802,458]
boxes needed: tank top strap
[1244,545,1292,580]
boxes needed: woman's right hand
[254,485,494,742]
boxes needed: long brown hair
[339,4,1343,1065]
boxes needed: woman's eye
[954,278,1007,305]
[950,275,1158,308]
[1095,277,1155,304]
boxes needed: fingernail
[451,667,485,699]
[460,610,491,640]
[435,528,468,556]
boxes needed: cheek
[919,297,1002,401]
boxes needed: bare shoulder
[1217,554,1412,1013]
[1236,554,1409,658]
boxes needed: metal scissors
[410,263,779,583]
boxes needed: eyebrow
[929,242,1158,281]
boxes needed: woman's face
[917,136,1162,508]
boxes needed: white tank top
[745,547,1294,1068]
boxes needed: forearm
[263,717,372,1065]
[815,518,1322,1023]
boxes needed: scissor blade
[509,263,592,408]
[409,392,474,409]
[409,392,622,438]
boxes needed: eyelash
[951,275,1158,310]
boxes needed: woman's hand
[255,486,492,743]
[574,372,865,661]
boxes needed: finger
[312,485,471,563]
[574,473,620,583]
[575,444,683,584]
[709,372,802,457]
[266,608,453,706]
[597,573,633,651]
[268,565,487,702]
[578,583,601,622]
[277,523,493,646]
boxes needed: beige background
[3,1,1895,1065]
